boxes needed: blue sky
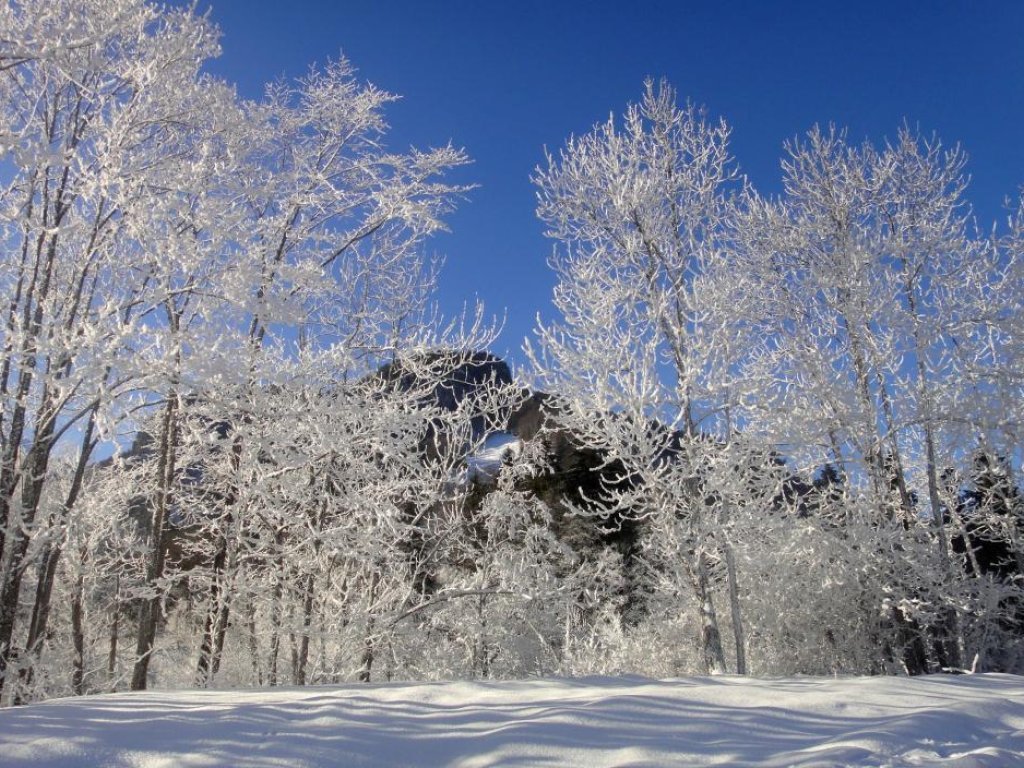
[194,0,1024,364]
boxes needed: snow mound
[466,432,521,479]
[2,674,1023,767]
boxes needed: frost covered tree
[0,0,237,697]
[528,80,750,674]
[4,2,1023,703]
[167,53,473,690]
[728,127,1020,671]
[529,83,1024,678]
[0,0,484,700]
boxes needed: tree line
[0,0,1021,704]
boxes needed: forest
[0,0,1022,707]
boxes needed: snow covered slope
[465,431,521,479]
[2,675,1023,767]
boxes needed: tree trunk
[358,571,379,683]
[267,530,286,687]
[244,600,262,686]
[473,593,490,679]
[0,208,72,698]
[723,542,746,675]
[107,577,120,690]
[21,547,62,689]
[922,423,964,669]
[198,427,247,685]
[20,412,97,694]
[70,570,86,696]
[289,629,300,685]
[294,497,327,686]
[295,572,315,686]
[692,548,727,675]
[130,393,180,691]
[357,622,375,684]
[0,397,59,697]
[195,530,231,687]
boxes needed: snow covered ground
[2,674,1023,767]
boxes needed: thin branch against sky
[189,0,1024,364]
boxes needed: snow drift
[2,674,1023,767]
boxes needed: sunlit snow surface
[465,432,521,479]
[2,675,1024,767]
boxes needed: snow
[2,675,1024,767]
[466,432,521,478]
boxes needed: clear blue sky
[193,0,1024,364]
